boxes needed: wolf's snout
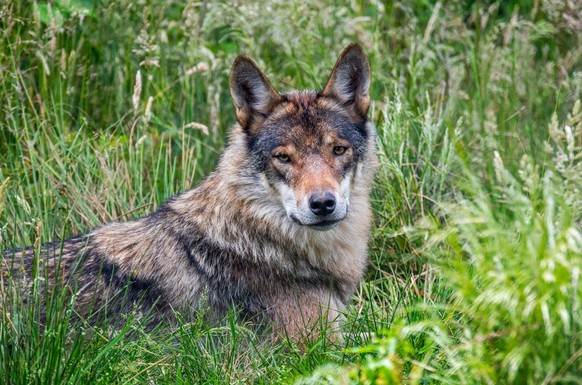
[308,192,336,216]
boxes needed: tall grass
[1,0,581,384]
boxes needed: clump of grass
[371,90,458,256]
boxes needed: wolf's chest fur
[4,44,377,341]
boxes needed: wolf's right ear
[322,43,371,118]
[230,56,281,133]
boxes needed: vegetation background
[1,0,582,383]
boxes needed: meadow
[1,0,582,383]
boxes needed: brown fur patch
[282,91,318,107]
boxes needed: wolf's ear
[230,56,281,132]
[322,43,371,118]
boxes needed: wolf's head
[229,44,375,231]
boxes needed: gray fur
[2,44,377,342]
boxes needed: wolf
[2,43,377,341]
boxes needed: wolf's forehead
[281,91,318,106]
[249,92,368,154]
[267,106,348,142]
[270,93,349,130]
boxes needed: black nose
[309,192,336,216]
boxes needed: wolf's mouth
[310,219,342,227]
[308,219,343,231]
[289,215,344,231]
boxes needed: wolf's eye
[275,153,291,163]
[333,146,348,156]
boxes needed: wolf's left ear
[322,43,371,118]
[230,56,281,133]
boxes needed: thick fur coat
[2,43,378,341]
